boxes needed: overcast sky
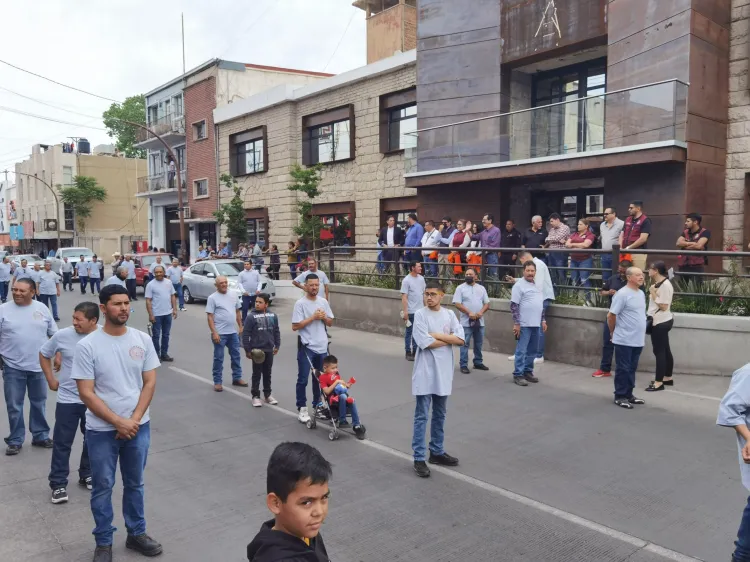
[0,0,366,177]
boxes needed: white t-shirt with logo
[72,327,160,431]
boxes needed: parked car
[181,259,276,304]
[11,253,45,269]
[49,247,96,275]
[133,253,177,289]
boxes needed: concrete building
[214,51,417,255]
[136,59,331,260]
[353,0,417,64]
[14,143,147,257]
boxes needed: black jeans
[268,264,280,280]
[49,402,90,489]
[126,278,137,300]
[251,352,274,398]
[650,319,674,382]
[62,272,72,291]
[679,265,704,287]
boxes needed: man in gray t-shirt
[510,261,547,385]
[607,267,647,409]
[39,301,99,503]
[293,258,330,300]
[400,261,425,360]
[60,257,74,292]
[72,284,163,557]
[1,277,58,454]
[292,273,334,424]
[452,268,490,373]
[206,275,245,391]
[37,261,61,321]
[0,256,11,302]
[145,265,177,362]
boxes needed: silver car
[11,254,46,268]
[181,259,276,304]
[49,247,95,274]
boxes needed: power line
[323,9,358,72]
[0,85,106,120]
[219,0,278,59]
[0,105,105,130]
[0,58,118,102]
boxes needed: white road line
[666,390,721,402]
[168,366,703,562]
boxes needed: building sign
[9,225,24,241]
[22,221,34,238]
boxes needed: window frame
[380,88,417,154]
[193,178,209,200]
[230,126,268,176]
[192,119,207,142]
[310,201,356,255]
[302,105,355,166]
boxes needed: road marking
[666,389,721,402]
[169,365,703,562]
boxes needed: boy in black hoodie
[242,293,281,407]
[247,442,332,562]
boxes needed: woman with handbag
[645,261,674,391]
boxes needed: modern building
[400,0,729,258]
[14,142,147,257]
[136,59,331,259]
[213,51,417,253]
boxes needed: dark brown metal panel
[603,162,686,217]
[607,35,691,92]
[607,9,691,67]
[684,160,726,216]
[607,0,691,45]
[416,94,503,120]
[692,0,731,27]
[686,114,727,150]
[687,35,730,124]
[416,180,502,226]
[381,88,417,110]
[690,10,730,50]
[686,142,726,168]
[417,0,501,39]
[501,0,607,65]
[303,106,353,128]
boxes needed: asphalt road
[0,289,743,561]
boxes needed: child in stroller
[317,355,366,440]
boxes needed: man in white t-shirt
[400,261,425,361]
[206,275,246,392]
[293,257,330,301]
[145,265,177,362]
[122,255,137,301]
[104,266,128,288]
[237,260,261,323]
[76,255,90,295]
[292,274,334,423]
[40,301,99,505]
[72,284,163,559]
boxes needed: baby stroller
[303,352,361,441]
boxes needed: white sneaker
[507,355,516,361]
[265,395,278,405]
[298,407,310,423]
[534,357,545,364]
[252,397,263,407]
[180,307,187,312]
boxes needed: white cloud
[0,0,366,173]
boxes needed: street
[0,291,740,561]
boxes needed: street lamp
[14,171,60,252]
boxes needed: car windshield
[215,262,243,276]
[16,255,41,262]
[141,255,173,267]
[62,249,94,259]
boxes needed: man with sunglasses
[619,200,651,272]
[410,281,465,478]
[600,207,624,282]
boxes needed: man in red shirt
[619,200,652,271]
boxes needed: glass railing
[405,79,688,174]
[135,113,187,143]
[137,169,187,193]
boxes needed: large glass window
[62,166,73,186]
[309,121,351,164]
[319,213,352,249]
[64,203,74,231]
[390,209,416,231]
[236,139,264,175]
[388,105,417,152]
[246,218,266,247]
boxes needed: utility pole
[14,172,61,253]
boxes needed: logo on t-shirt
[129,346,146,361]
[443,323,450,334]
[33,311,44,321]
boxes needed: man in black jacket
[500,219,523,279]
[378,215,405,272]
[242,293,281,408]
[247,442,331,562]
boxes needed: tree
[58,176,107,234]
[102,94,146,158]
[287,164,324,249]
[214,174,248,246]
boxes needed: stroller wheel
[306,419,315,429]
[328,430,337,441]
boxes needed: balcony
[136,170,187,198]
[135,113,186,151]
[404,80,688,187]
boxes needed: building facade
[14,143,147,257]
[214,51,417,255]
[137,59,331,260]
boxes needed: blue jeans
[424,256,437,277]
[536,299,552,358]
[79,276,88,294]
[404,313,415,354]
[89,277,101,293]
[0,280,8,301]
[570,257,593,300]
[38,293,59,319]
[514,326,539,377]
[600,321,614,372]
[3,367,49,446]
[62,272,72,291]
[601,253,613,282]
[335,393,361,425]
[296,347,323,408]
[212,333,242,385]
[547,252,568,287]
[613,344,643,399]
[126,278,137,300]
[289,264,297,277]
[49,402,90,489]
[173,282,184,308]
[734,495,750,561]
[151,314,172,357]
[459,324,485,368]
[412,394,448,462]
[241,295,257,323]
[87,422,150,547]
[485,252,499,279]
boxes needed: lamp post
[14,172,60,252]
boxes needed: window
[147,105,158,126]
[319,214,352,250]
[197,223,216,250]
[302,105,354,165]
[62,166,73,186]
[190,263,205,276]
[64,203,74,231]
[391,209,417,231]
[172,94,184,117]
[194,179,208,198]
[149,152,162,176]
[246,218,266,247]
[380,88,417,153]
[174,146,185,170]
[193,120,207,141]
[230,127,267,176]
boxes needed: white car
[181,259,276,304]
[49,247,97,275]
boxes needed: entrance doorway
[531,188,604,232]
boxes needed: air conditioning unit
[182,206,191,219]
[45,219,58,231]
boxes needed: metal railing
[137,169,186,193]
[136,113,186,143]
[319,245,750,308]
[404,79,688,173]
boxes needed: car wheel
[183,286,194,304]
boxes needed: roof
[244,63,333,78]
[214,49,416,125]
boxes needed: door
[531,188,605,231]
[200,263,217,298]
[186,263,204,298]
